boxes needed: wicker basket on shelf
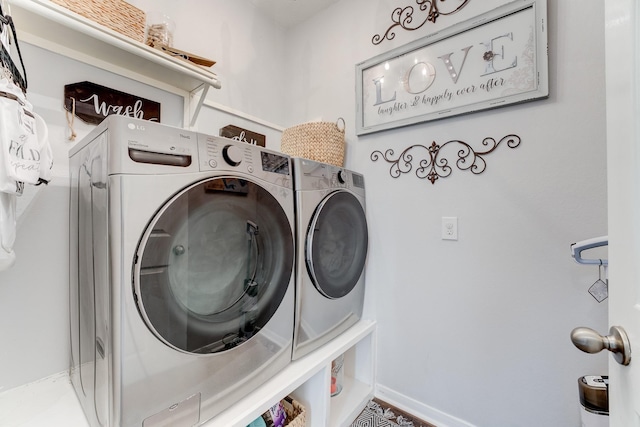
[283,396,306,427]
[281,118,345,167]
[50,0,146,42]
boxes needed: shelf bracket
[189,83,211,128]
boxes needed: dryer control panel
[293,158,365,196]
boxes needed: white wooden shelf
[205,319,376,427]
[7,0,221,124]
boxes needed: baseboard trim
[374,384,477,427]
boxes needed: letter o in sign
[404,62,436,95]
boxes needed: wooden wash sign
[64,81,161,125]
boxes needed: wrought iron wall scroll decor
[370,134,521,185]
[372,0,471,45]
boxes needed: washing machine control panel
[260,151,290,175]
[197,134,291,180]
[222,144,243,166]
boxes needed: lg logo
[127,123,145,131]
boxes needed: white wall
[127,0,289,128]
[284,0,608,426]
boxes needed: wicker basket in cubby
[283,396,306,427]
[50,0,146,42]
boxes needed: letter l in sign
[372,76,396,106]
[438,46,473,84]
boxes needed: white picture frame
[355,0,548,135]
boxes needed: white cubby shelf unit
[0,320,376,427]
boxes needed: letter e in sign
[480,33,517,76]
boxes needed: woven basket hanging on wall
[281,118,345,167]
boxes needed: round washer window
[134,177,294,354]
[306,190,368,299]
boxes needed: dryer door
[306,190,368,299]
[134,177,293,354]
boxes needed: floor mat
[350,400,418,427]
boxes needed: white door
[606,0,640,425]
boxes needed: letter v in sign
[438,46,473,84]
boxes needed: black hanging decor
[370,134,521,185]
[0,5,28,94]
[372,0,471,45]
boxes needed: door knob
[571,326,631,366]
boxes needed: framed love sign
[355,0,548,135]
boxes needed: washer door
[134,177,293,354]
[306,190,368,299]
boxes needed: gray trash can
[578,375,608,427]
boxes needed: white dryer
[69,116,295,427]
[291,158,368,360]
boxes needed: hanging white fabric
[0,80,52,189]
[0,5,53,271]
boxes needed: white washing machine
[69,116,295,427]
[291,158,368,360]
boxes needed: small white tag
[588,279,608,303]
